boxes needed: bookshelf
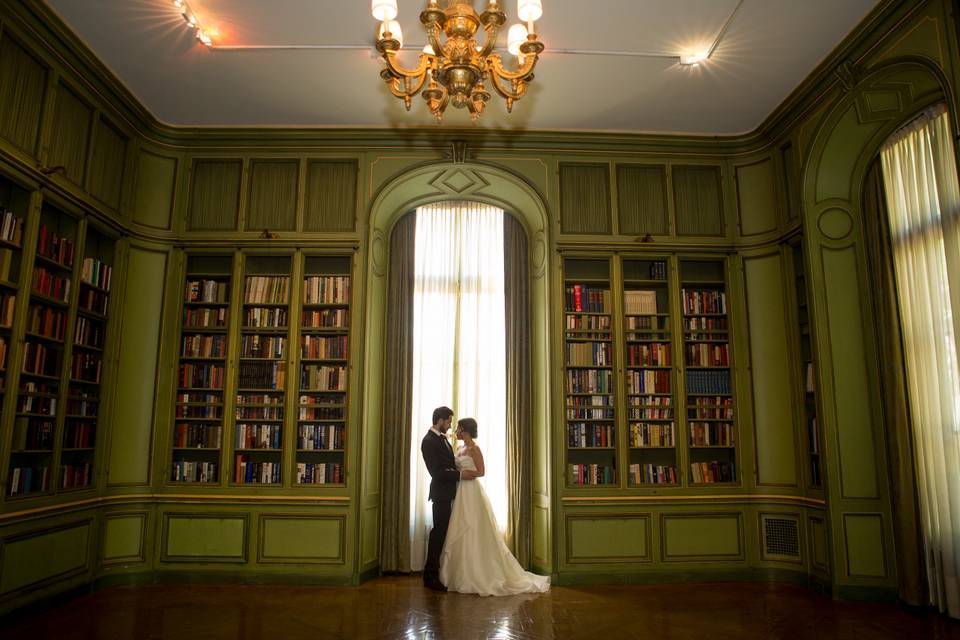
[171,255,231,484]
[792,241,822,489]
[0,178,27,400]
[563,257,616,487]
[9,205,77,497]
[680,259,736,485]
[62,225,113,491]
[232,255,290,486]
[296,256,350,486]
[622,258,677,486]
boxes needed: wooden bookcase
[171,254,232,484]
[296,255,350,486]
[680,258,737,485]
[622,258,677,486]
[170,250,354,489]
[792,240,823,490]
[232,255,290,486]
[62,225,113,491]
[561,253,740,490]
[563,257,616,487]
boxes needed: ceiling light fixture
[172,0,216,47]
[372,0,544,122]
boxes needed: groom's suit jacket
[421,430,459,502]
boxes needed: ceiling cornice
[9,0,927,157]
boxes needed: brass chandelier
[371,0,544,122]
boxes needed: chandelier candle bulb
[517,0,542,22]
[371,0,399,21]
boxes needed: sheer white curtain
[408,201,506,571]
[880,103,960,617]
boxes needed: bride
[439,417,550,596]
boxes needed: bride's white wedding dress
[439,450,550,596]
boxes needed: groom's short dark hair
[432,406,453,425]
[457,418,478,438]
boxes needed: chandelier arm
[488,71,528,101]
[426,23,445,61]
[385,73,429,100]
[488,54,537,83]
[477,22,502,58]
[381,50,432,79]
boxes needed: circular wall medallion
[818,207,854,240]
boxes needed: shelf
[77,308,108,321]
[181,326,228,333]
[26,331,65,344]
[30,292,69,308]
[20,371,60,381]
[233,448,283,453]
[72,342,103,352]
[179,356,226,362]
[35,253,73,272]
[242,302,289,308]
[0,237,22,251]
[297,449,346,453]
[0,279,17,290]
[240,326,288,333]
[80,280,110,294]
[184,301,229,307]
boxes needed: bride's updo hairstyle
[457,417,478,439]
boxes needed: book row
[564,285,611,313]
[303,276,350,305]
[565,342,612,367]
[237,361,286,389]
[626,369,671,395]
[297,424,345,450]
[181,334,227,358]
[685,343,730,367]
[301,335,348,359]
[569,463,616,485]
[628,422,675,447]
[63,422,95,449]
[690,461,736,483]
[689,422,735,447]
[185,279,227,303]
[234,457,281,484]
[629,463,677,485]
[240,335,285,358]
[244,276,290,304]
[682,289,727,315]
[236,424,282,450]
[0,209,24,246]
[625,342,670,367]
[173,423,222,449]
[296,462,344,485]
[623,290,658,315]
[36,224,75,267]
[565,369,613,394]
[32,267,70,302]
[301,308,349,329]
[567,423,614,448]
[80,257,112,291]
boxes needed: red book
[573,284,582,312]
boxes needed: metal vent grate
[763,517,800,558]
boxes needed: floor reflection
[2,576,958,640]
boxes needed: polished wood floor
[2,576,958,639]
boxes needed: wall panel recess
[88,117,127,210]
[188,159,242,230]
[162,513,248,562]
[133,150,176,230]
[0,522,91,594]
[47,83,92,185]
[258,515,345,564]
[303,160,358,232]
[0,33,47,154]
[617,164,668,236]
[560,163,611,234]
[673,165,724,236]
[735,159,779,236]
[246,160,298,231]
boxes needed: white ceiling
[42,0,881,135]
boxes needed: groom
[421,405,475,591]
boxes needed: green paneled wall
[109,246,167,486]
[616,164,668,236]
[133,149,176,230]
[304,160,357,232]
[88,117,127,210]
[247,160,298,232]
[48,83,91,185]
[743,252,798,486]
[188,159,242,230]
[0,522,90,594]
[673,166,724,236]
[0,33,46,154]
[735,159,779,236]
[559,163,611,234]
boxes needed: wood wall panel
[133,150,176,230]
[560,163,611,234]
[88,117,127,210]
[0,34,46,154]
[188,159,241,231]
[303,160,357,232]
[617,164,668,236]
[47,83,92,185]
[246,160,298,232]
[673,165,724,236]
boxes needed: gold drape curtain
[503,214,532,567]
[863,160,926,607]
[379,212,417,572]
[879,103,960,615]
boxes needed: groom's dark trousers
[421,430,459,585]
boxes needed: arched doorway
[358,160,553,577]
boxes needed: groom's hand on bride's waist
[459,470,478,480]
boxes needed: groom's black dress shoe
[424,579,448,592]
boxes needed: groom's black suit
[421,429,459,585]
